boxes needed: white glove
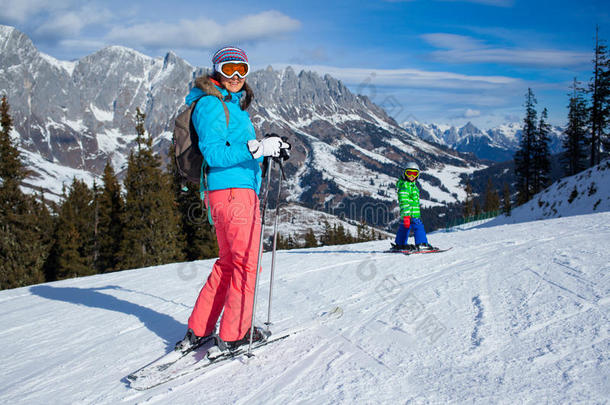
[248,136,289,159]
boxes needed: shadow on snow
[29,284,186,351]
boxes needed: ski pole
[247,158,273,357]
[265,159,285,333]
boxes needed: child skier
[391,162,436,252]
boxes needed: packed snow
[0,209,608,403]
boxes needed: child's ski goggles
[214,61,250,79]
[404,169,419,178]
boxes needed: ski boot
[174,328,211,353]
[390,243,409,252]
[224,326,268,351]
[416,243,437,252]
[391,243,416,252]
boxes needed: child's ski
[384,247,452,255]
[401,247,452,255]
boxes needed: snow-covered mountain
[0,25,481,226]
[1,170,608,403]
[402,120,564,162]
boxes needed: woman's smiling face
[219,74,245,93]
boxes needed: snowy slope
[487,159,610,227]
[1,211,608,403]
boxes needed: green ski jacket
[396,179,421,218]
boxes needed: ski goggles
[214,61,250,79]
[404,169,419,178]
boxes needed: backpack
[173,96,230,190]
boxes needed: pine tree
[357,221,372,242]
[0,96,47,289]
[533,108,552,194]
[335,223,350,244]
[47,178,96,280]
[320,220,333,246]
[276,233,298,250]
[502,183,512,217]
[562,78,590,176]
[463,180,475,217]
[474,200,482,216]
[117,108,184,270]
[303,228,318,248]
[483,178,500,213]
[515,88,538,203]
[168,144,217,261]
[34,189,54,260]
[0,96,27,186]
[588,27,610,166]
[96,161,124,272]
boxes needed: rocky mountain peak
[1,25,478,224]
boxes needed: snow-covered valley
[1,209,608,404]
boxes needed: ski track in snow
[0,212,609,404]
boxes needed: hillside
[0,213,608,403]
[486,159,610,227]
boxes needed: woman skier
[175,46,290,352]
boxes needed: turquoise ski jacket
[185,76,262,194]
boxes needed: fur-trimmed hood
[193,75,253,110]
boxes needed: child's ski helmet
[405,161,420,171]
[401,161,420,180]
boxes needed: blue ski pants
[394,217,428,245]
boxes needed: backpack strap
[200,97,230,226]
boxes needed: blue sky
[1,0,608,129]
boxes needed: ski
[127,332,291,390]
[384,247,452,255]
[401,247,452,255]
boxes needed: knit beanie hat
[212,46,248,66]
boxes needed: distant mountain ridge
[401,120,564,162]
[0,24,483,231]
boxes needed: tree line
[515,28,609,205]
[274,219,385,250]
[468,29,610,220]
[0,98,384,290]
[0,101,218,290]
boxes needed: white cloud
[421,32,589,67]
[0,0,113,40]
[34,5,112,38]
[0,0,69,23]
[105,11,301,49]
[422,33,484,50]
[277,64,520,91]
[464,108,481,118]
[438,0,514,6]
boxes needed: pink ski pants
[187,188,262,342]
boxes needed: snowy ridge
[39,52,76,75]
[401,120,564,162]
[0,210,607,403]
[486,160,610,226]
